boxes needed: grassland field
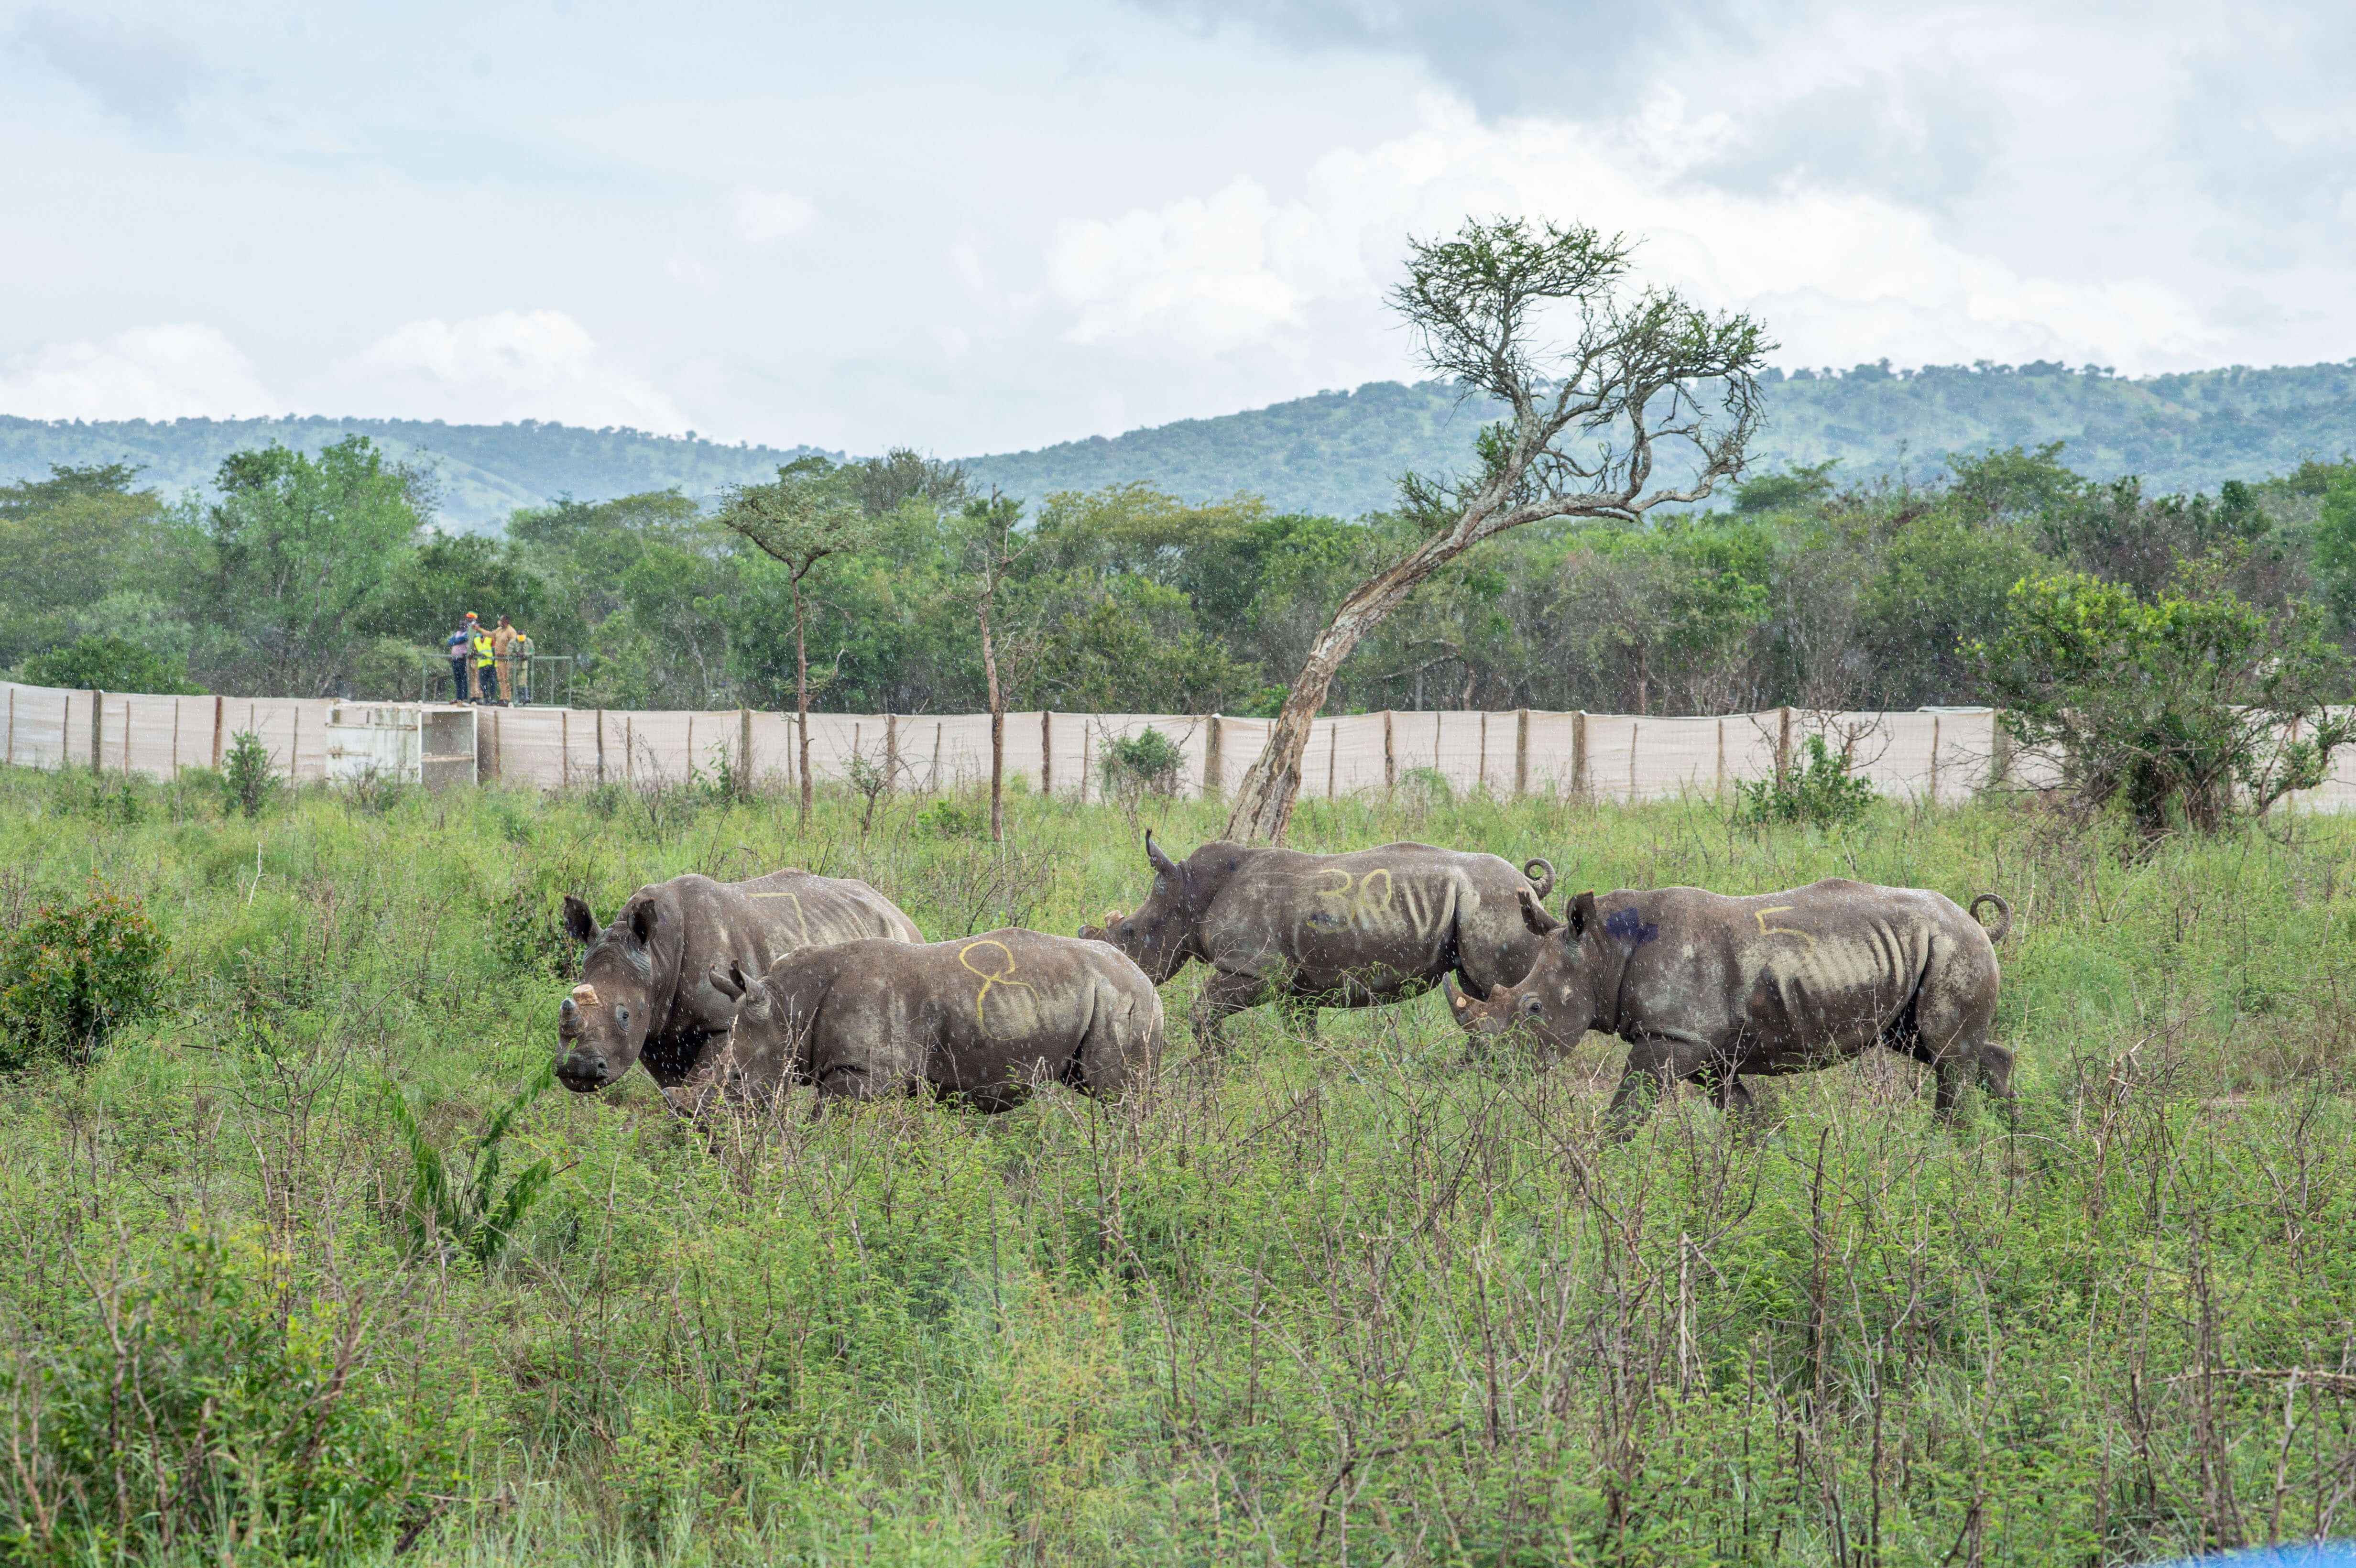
[0,762,2350,1567]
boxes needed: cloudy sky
[0,0,2349,455]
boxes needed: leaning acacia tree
[716,459,874,821]
[1222,217,1773,843]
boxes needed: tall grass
[0,764,2347,1564]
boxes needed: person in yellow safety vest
[471,620,497,705]
[512,629,536,706]
[491,614,519,705]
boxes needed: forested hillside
[0,414,827,529]
[5,359,2353,529]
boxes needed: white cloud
[665,243,720,295]
[0,325,276,419]
[338,310,686,432]
[1028,82,2248,395]
[731,186,816,246]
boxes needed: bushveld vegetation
[6,405,2355,724]
[0,762,2349,1565]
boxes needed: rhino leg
[1606,1034,1700,1137]
[1906,958,2007,1122]
[1192,969,1265,1047]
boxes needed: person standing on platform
[491,614,519,705]
[472,618,497,705]
[447,613,480,702]
[513,628,536,706]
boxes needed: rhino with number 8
[1080,831,1557,1042]
[553,869,922,1093]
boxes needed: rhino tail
[1969,893,2012,945]
[1522,857,1556,902]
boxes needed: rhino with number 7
[1080,831,1557,1041]
[1444,877,2014,1131]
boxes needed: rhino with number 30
[1080,831,1557,1042]
[553,869,922,1093]
[1444,877,2013,1132]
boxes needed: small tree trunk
[793,571,813,823]
[980,595,1004,843]
[1224,581,1400,843]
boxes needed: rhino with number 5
[552,869,922,1093]
[672,928,1163,1114]
[1080,832,1556,1041]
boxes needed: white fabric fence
[14,680,2356,810]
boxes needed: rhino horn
[1517,887,1562,936]
[708,962,744,1001]
[559,996,578,1025]
[1145,830,1179,879]
[571,983,602,1007]
[1441,975,1477,1028]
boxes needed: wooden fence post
[738,708,753,799]
[4,687,12,766]
[1514,709,1529,798]
[1478,713,1488,795]
[1383,710,1396,795]
[90,690,103,774]
[561,710,571,789]
[930,722,943,793]
[1572,712,1588,801]
[1327,721,1338,799]
[1929,714,1942,806]
[291,706,300,781]
[1777,707,1793,779]
[1716,718,1726,796]
[211,696,224,768]
[886,714,900,794]
[1202,715,1222,803]
[1628,722,1639,801]
[122,699,131,773]
[1080,728,1091,804]
[595,709,606,784]
[1991,712,2013,791]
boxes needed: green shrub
[218,730,281,821]
[18,634,202,696]
[1735,731,1875,828]
[1398,764,1453,807]
[0,1230,445,1566]
[1101,726,1186,798]
[387,1066,557,1268]
[0,882,167,1070]
[916,795,987,839]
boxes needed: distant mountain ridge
[6,358,2353,529]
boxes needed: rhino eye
[1521,996,1543,1016]
[615,1006,630,1023]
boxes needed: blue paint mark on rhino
[1603,907,1660,947]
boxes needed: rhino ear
[628,899,657,945]
[708,961,744,1001]
[1568,893,1598,940]
[562,894,599,944]
[1516,887,1561,936]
